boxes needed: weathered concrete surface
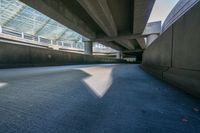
[142,2,200,97]
[163,68,200,98]
[0,64,199,133]
[172,5,200,71]
[142,27,172,67]
[0,41,123,68]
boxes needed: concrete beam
[77,0,117,37]
[122,49,143,53]
[136,38,146,49]
[92,33,144,42]
[20,0,96,39]
[143,21,161,46]
[100,41,126,51]
[115,40,135,50]
[133,0,155,34]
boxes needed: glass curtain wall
[0,0,84,49]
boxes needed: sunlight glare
[79,67,113,98]
[0,82,8,88]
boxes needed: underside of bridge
[20,0,154,53]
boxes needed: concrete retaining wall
[142,2,200,97]
[0,41,123,68]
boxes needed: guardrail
[0,26,84,51]
[0,25,118,56]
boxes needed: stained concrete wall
[0,41,123,68]
[142,2,200,97]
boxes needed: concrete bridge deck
[0,64,199,133]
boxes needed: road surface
[0,64,199,133]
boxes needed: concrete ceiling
[20,0,155,52]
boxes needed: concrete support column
[146,33,159,47]
[116,52,123,59]
[116,52,120,59]
[143,21,161,47]
[84,41,93,55]
[120,53,123,59]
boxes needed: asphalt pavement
[0,64,199,133]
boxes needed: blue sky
[148,0,180,24]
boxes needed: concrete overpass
[20,0,154,54]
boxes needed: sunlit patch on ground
[79,67,114,98]
[0,82,8,88]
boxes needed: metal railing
[0,26,84,51]
[0,25,117,55]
